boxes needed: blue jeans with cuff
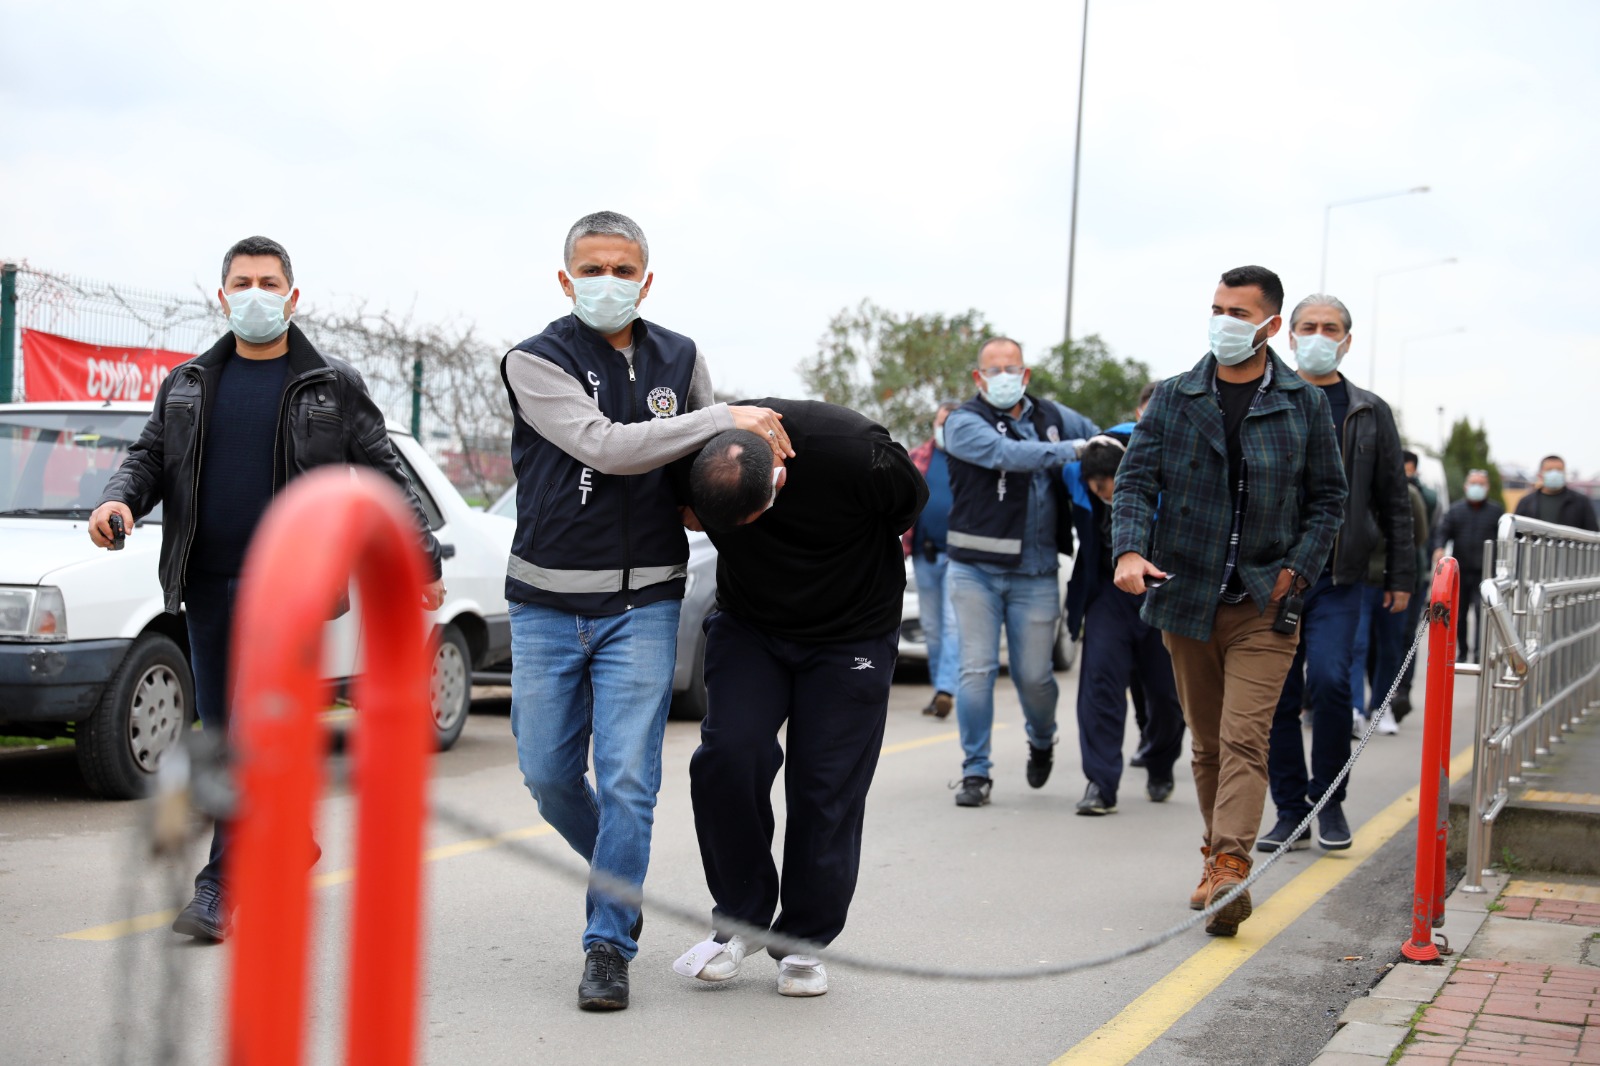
[1268,575,1361,820]
[912,551,961,695]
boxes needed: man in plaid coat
[1111,265,1347,937]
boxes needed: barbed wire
[428,619,1430,982]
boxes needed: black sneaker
[578,943,630,1011]
[1316,805,1353,850]
[1075,782,1116,816]
[1025,743,1054,789]
[1146,778,1174,804]
[172,881,229,942]
[1256,814,1311,853]
[954,776,992,807]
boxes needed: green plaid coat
[1111,349,1348,642]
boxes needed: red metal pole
[226,469,431,1065]
[1401,557,1460,962]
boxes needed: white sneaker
[1351,709,1366,739]
[777,954,828,997]
[673,934,749,982]
[1376,715,1399,735]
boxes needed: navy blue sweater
[189,353,290,576]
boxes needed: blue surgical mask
[1292,333,1345,377]
[1543,469,1566,492]
[226,287,290,344]
[933,425,946,450]
[569,273,642,335]
[982,371,1026,410]
[1209,314,1275,367]
[1465,483,1488,502]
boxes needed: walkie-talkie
[108,513,126,551]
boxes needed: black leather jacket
[101,323,443,613]
[1328,380,1416,592]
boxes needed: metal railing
[1461,513,1600,891]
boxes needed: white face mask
[226,286,291,344]
[1543,469,1566,491]
[1465,483,1488,502]
[982,370,1026,409]
[569,273,643,334]
[933,425,946,450]
[1292,332,1346,376]
[1209,313,1275,367]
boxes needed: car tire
[1052,618,1078,672]
[78,633,194,800]
[430,623,472,751]
[671,630,709,722]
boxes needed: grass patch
[1494,847,1525,875]
[1386,1003,1429,1065]
[0,735,72,749]
[1485,900,1506,913]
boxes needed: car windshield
[0,409,163,523]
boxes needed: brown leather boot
[1188,846,1212,911]
[1205,852,1253,936]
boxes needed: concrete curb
[1307,871,1507,1065]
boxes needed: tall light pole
[1370,256,1458,390]
[1320,185,1431,292]
[1398,326,1467,428]
[1062,0,1090,346]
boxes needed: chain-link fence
[0,263,513,501]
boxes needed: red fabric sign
[22,329,195,403]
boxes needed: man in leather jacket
[88,236,444,942]
[1262,294,1413,856]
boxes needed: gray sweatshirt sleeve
[504,346,734,476]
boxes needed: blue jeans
[1268,575,1360,819]
[509,598,680,959]
[912,551,960,695]
[948,561,1060,779]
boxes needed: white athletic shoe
[1351,708,1366,739]
[777,954,828,997]
[673,934,750,982]
[1377,715,1400,735]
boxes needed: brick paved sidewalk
[1397,958,1600,1063]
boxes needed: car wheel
[671,630,709,722]
[78,633,194,799]
[430,623,472,751]
[1052,617,1078,672]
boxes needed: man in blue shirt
[943,338,1096,807]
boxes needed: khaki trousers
[1163,601,1299,862]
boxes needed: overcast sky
[4,0,1596,477]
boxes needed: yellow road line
[1051,745,1474,1066]
[60,718,972,944]
[60,825,556,942]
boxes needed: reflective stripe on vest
[506,557,688,594]
[946,530,1023,556]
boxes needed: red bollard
[1401,557,1460,963]
[225,469,434,1065]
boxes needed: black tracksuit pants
[690,610,896,957]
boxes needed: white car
[898,555,1078,672]
[0,401,514,799]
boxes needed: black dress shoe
[578,943,630,1011]
[1146,779,1174,803]
[1026,743,1054,789]
[172,882,229,942]
[1075,782,1116,815]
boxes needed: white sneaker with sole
[1376,714,1399,735]
[1351,708,1366,739]
[777,954,828,997]
[673,934,750,982]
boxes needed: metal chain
[429,617,1431,983]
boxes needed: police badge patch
[646,387,679,418]
[1046,425,1061,442]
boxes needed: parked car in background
[0,402,513,799]
[484,487,719,719]
[898,555,1078,672]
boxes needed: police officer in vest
[944,337,1097,808]
[500,212,791,1012]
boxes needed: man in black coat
[1514,455,1598,531]
[89,236,444,942]
[1432,469,1505,661]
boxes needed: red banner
[22,329,195,403]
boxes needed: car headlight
[0,586,68,641]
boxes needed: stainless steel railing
[1459,513,1600,892]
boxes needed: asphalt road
[0,644,1473,1066]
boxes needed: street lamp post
[1320,185,1431,292]
[1370,257,1458,390]
[1062,0,1090,345]
[1399,326,1467,427]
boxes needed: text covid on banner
[22,329,192,403]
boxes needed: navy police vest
[499,315,697,615]
[945,393,1076,568]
